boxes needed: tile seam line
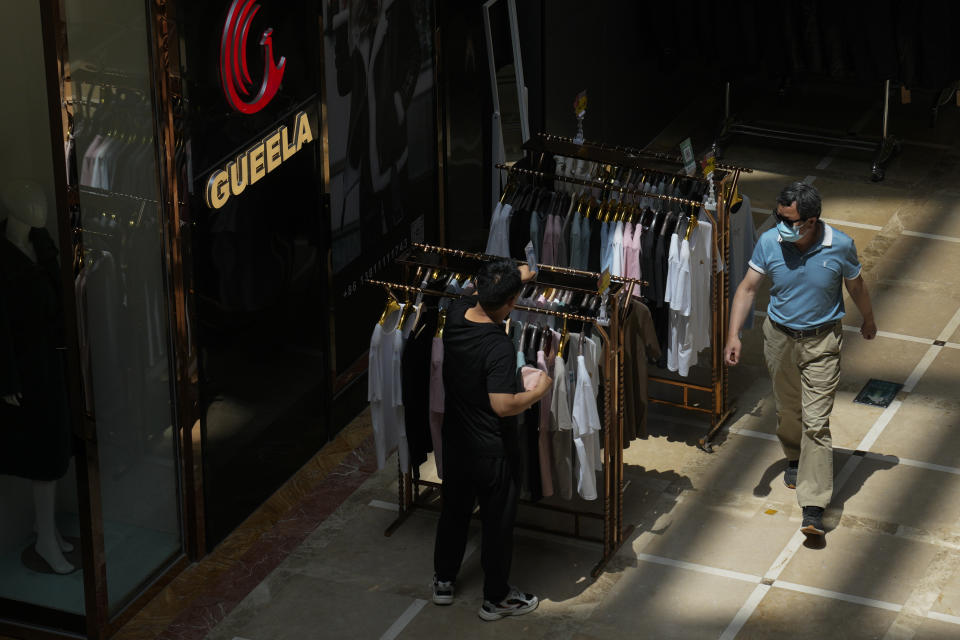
[380,599,428,640]
[728,429,960,477]
[720,304,960,638]
[633,550,960,623]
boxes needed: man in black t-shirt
[432,258,551,621]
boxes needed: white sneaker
[432,577,455,605]
[478,586,539,621]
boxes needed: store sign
[204,110,314,209]
[220,0,286,114]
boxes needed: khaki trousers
[762,318,842,509]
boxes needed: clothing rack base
[715,79,901,182]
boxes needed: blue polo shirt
[748,223,861,329]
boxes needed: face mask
[777,220,804,243]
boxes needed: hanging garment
[729,193,757,330]
[488,202,513,257]
[509,201,533,261]
[600,221,612,273]
[429,335,445,478]
[610,220,625,277]
[369,305,411,471]
[640,216,657,299]
[550,352,573,500]
[558,195,576,267]
[622,299,660,441]
[541,213,559,266]
[536,340,556,497]
[689,219,713,355]
[587,216,602,272]
[572,354,601,501]
[529,204,542,265]
[519,365,544,502]
[665,218,713,376]
[652,211,678,367]
[401,309,436,472]
[624,220,643,290]
[568,210,583,271]
[666,230,692,375]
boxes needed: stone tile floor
[109,84,960,640]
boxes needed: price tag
[574,90,588,117]
[597,268,610,296]
[679,138,696,177]
[524,241,538,272]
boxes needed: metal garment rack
[519,133,752,453]
[495,163,704,209]
[532,132,751,175]
[369,244,632,578]
[714,79,901,182]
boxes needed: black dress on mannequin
[0,223,72,481]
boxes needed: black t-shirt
[442,299,519,457]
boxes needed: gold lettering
[228,154,248,196]
[204,170,230,209]
[295,111,314,152]
[249,142,267,184]
[281,125,297,161]
[265,128,283,172]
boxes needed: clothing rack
[529,132,754,175]
[411,242,647,291]
[526,132,747,453]
[369,246,633,577]
[365,276,603,325]
[496,163,704,208]
[715,79,897,182]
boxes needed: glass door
[61,0,185,619]
[0,0,87,632]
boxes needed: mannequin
[1,180,75,574]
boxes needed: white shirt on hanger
[550,354,574,500]
[368,305,412,472]
[572,354,601,500]
[611,221,625,277]
[690,218,713,354]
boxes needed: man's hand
[534,373,553,397]
[518,264,537,283]
[724,336,742,366]
[3,393,22,407]
[861,318,877,340]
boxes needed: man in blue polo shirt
[724,182,876,537]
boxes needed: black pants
[433,452,520,602]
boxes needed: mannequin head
[1,180,48,229]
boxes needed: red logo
[220,0,286,114]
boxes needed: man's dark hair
[476,258,521,313]
[776,182,822,220]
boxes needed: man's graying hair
[776,182,822,220]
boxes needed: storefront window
[0,0,86,619]
[62,0,182,615]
